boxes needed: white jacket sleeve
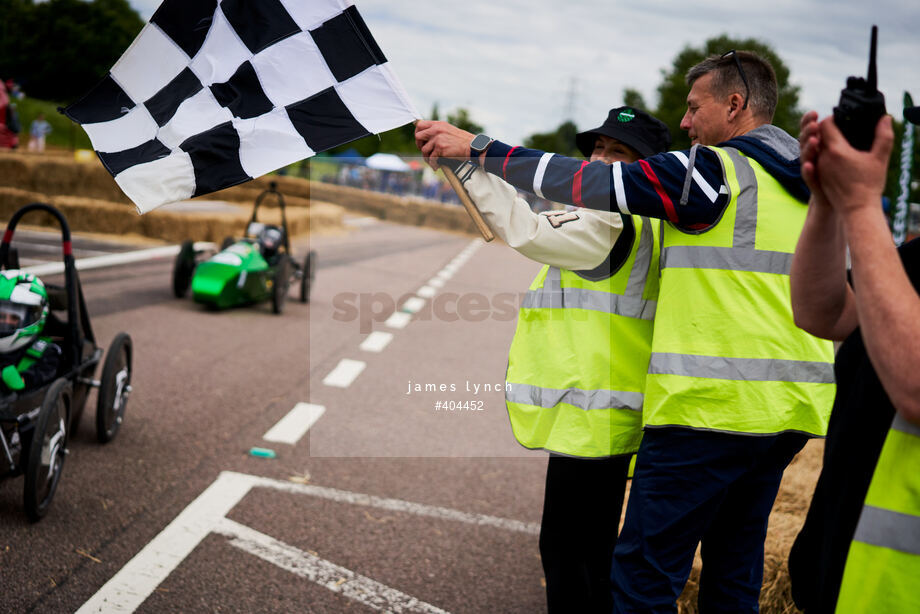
[462,167,622,271]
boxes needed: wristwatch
[469,133,494,159]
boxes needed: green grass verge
[8,96,93,150]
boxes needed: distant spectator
[4,80,23,101]
[28,113,52,153]
[0,80,19,149]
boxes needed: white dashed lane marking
[322,359,366,388]
[262,403,326,445]
[385,311,412,329]
[360,331,394,353]
[401,296,427,313]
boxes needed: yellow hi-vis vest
[505,216,659,457]
[835,413,920,613]
[644,146,835,435]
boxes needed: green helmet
[0,270,49,354]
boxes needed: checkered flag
[63,0,419,213]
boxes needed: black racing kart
[0,203,133,521]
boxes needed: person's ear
[727,93,745,121]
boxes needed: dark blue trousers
[611,427,807,614]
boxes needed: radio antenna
[867,25,878,90]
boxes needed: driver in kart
[257,225,284,260]
[0,270,61,394]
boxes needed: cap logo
[617,108,636,122]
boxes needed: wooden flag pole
[414,120,494,242]
[439,160,495,242]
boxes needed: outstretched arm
[790,111,858,340]
[462,169,622,270]
[415,120,727,228]
[819,115,920,423]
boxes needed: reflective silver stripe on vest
[726,148,758,249]
[522,221,656,320]
[893,413,920,438]
[521,276,656,320]
[506,382,643,412]
[659,245,793,275]
[625,218,654,297]
[852,504,920,556]
[648,352,834,383]
[661,148,792,275]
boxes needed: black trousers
[539,454,631,614]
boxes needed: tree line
[0,0,144,102]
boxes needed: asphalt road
[0,218,551,613]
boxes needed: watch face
[470,134,492,152]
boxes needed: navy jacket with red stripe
[479,124,806,229]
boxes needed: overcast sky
[127,0,919,144]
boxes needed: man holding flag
[417,50,836,611]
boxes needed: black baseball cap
[905,106,920,125]
[576,106,672,158]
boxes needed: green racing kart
[172,183,316,313]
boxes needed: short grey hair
[686,51,778,121]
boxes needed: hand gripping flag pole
[438,159,495,242]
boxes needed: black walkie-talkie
[833,25,886,150]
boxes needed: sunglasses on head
[721,50,750,110]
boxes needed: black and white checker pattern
[63,0,419,213]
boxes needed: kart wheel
[172,240,195,298]
[221,236,235,251]
[272,255,292,315]
[96,333,132,444]
[300,250,316,303]
[24,377,70,522]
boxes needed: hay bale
[0,152,129,203]
[0,187,47,218]
[51,196,138,236]
[307,180,486,235]
[308,202,345,234]
[209,174,311,206]
[0,155,33,190]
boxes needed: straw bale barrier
[308,180,481,234]
[0,186,340,243]
[0,152,312,208]
[0,153,344,241]
[0,152,478,236]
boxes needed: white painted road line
[24,242,216,277]
[77,471,539,613]
[75,473,252,614]
[216,518,450,614]
[360,331,394,353]
[401,296,427,314]
[262,403,325,445]
[417,285,437,299]
[428,277,445,288]
[322,359,366,388]
[385,311,412,329]
[263,475,541,535]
